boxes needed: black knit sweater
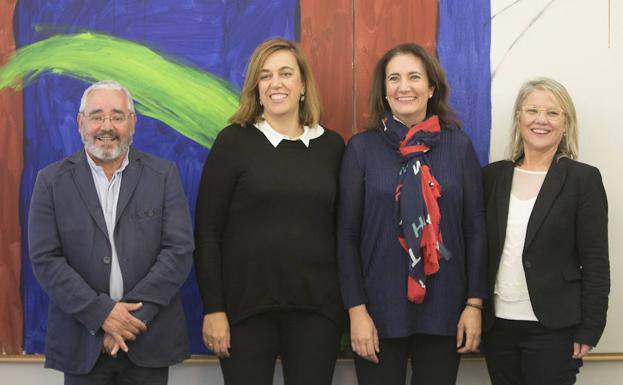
[194,123,345,326]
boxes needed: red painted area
[0,0,24,354]
[300,0,438,139]
[299,0,354,138]
[353,0,437,131]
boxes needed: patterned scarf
[382,112,449,304]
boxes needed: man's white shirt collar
[255,120,324,148]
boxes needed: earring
[300,94,305,102]
[384,96,388,100]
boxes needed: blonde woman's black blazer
[482,157,609,347]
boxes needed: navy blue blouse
[337,126,487,338]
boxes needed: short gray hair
[79,80,135,113]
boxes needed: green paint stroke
[0,32,240,147]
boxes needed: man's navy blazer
[28,148,194,374]
[482,157,609,347]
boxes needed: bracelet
[464,302,484,311]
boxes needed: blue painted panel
[438,0,491,165]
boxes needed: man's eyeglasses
[520,105,564,122]
[83,113,133,126]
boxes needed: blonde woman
[482,78,610,385]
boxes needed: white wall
[490,0,623,354]
[489,0,623,380]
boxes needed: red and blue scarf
[382,112,449,304]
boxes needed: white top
[86,150,129,301]
[494,167,547,321]
[255,120,324,148]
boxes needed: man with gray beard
[28,80,194,385]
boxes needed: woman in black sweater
[194,37,344,385]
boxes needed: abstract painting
[0,0,490,355]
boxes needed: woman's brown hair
[367,43,460,129]
[229,37,321,127]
